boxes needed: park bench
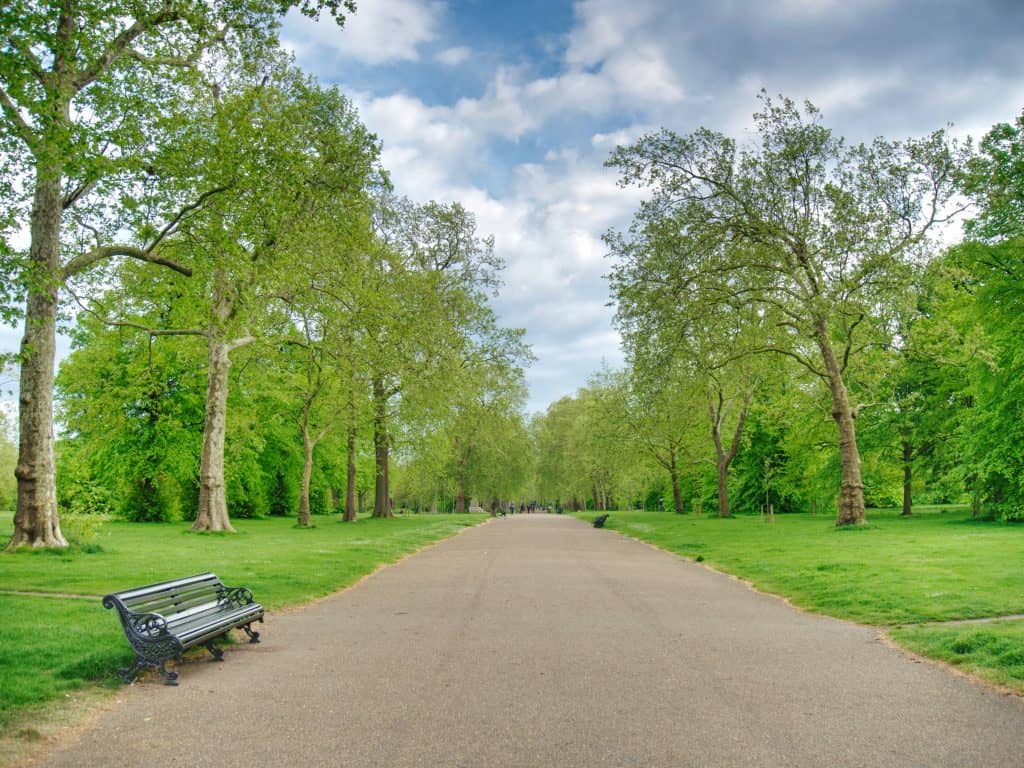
[593,514,609,528]
[103,572,264,686]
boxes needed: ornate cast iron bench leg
[117,658,146,684]
[158,662,179,686]
[242,623,261,643]
[204,639,225,661]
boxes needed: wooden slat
[112,573,219,603]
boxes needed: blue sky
[2,0,1022,417]
[276,0,1024,414]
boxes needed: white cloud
[591,125,653,151]
[601,44,684,104]
[261,0,1024,412]
[565,0,661,68]
[281,0,445,66]
[436,46,471,67]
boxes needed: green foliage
[953,111,1024,520]
[57,513,107,548]
[56,298,205,522]
[0,409,16,510]
[606,95,967,525]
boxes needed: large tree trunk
[8,170,67,550]
[371,378,391,518]
[901,438,913,517]
[668,445,683,514]
[715,459,730,517]
[298,426,314,528]
[708,385,754,518]
[344,418,357,522]
[454,440,469,514]
[815,319,867,526]
[194,336,235,532]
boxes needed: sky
[2,0,1022,416]
[275,0,1024,414]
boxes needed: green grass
[891,621,1024,692]
[577,506,1023,625]
[577,506,1024,691]
[0,597,130,716]
[0,511,485,726]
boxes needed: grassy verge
[891,620,1024,692]
[0,511,485,727]
[576,506,1024,691]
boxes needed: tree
[362,196,505,518]
[445,355,530,513]
[607,94,965,526]
[1,0,356,549]
[180,71,377,532]
[534,383,633,511]
[279,218,374,526]
[952,110,1024,519]
[55,268,206,521]
[588,367,694,513]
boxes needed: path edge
[586,517,1024,703]
[4,516,494,768]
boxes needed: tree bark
[708,385,754,518]
[454,438,470,514]
[901,438,913,517]
[371,378,391,518]
[664,444,682,514]
[815,318,867,526]
[8,169,67,550]
[344,418,358,522]
[193,336,235,532]
[298,426,314,527]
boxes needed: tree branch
[68,291,207,337]
[7,36,46,83]
[227,335,256,352]
[63,178,101,210]
[62,244,191,280]
[0,84,33,147]
[72,5,187,90]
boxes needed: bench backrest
[110,573,225,618]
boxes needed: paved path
[37,516,1024,767]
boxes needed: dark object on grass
[103,572,264,686]
[593,514,609,528]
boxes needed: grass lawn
[0,511,485,727]
[575,506,1024,692]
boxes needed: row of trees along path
[1,0,530,549]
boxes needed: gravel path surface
[35,515,1024,767]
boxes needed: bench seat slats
[129,590,225,616]
[114,573,222,603]
[123,581,225,610]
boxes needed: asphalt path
[35,515,1024,767]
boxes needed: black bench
[103,572,264,686]
[593,514,609,528]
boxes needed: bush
[59,512,107,547]
[58,478,113,517]
[121,474,180,522]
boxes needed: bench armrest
[103,595,172,639]
[220,586,256,609]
